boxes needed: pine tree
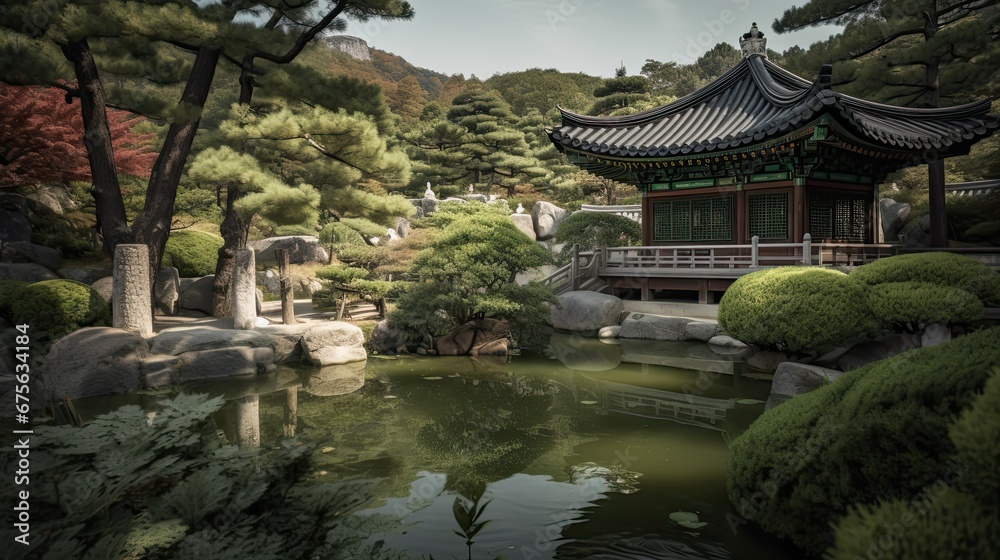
[773,0,1000,246]
[587,64,652,116]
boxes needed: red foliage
[0,82,156,188]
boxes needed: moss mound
[850,252,1000,306]
[726,327,1000,554]
[717,267,872,355]
[0,280,30,319]
[865,281,983,332]
[10,279,111,337]
[162,230,224,277]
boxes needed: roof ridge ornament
[740,22,767,59]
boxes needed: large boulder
[149,325,275,355]
[301,321,367,366]
[154,267,181,316]
[42,327,149,399]
[59,267,109,285]
[369,319,414,355]
[531,201,570,241]
[174,347,275,381]
[249,236,329,265]
[257,269,282,294]
[619,313,692,341]
[550,291,623,334]
[177,275,214,315]
[684,320,721,342]
[510,213,536,241]
[771,362,844,397]
[24,184,77,216]
[0,263,59,281]
[3,241,62,270]
[879,198,911,242]
[0,209,32,243]
[901,214,931,249]
[91,276,114,303]
[436,318,511,356]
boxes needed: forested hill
[317,35,450,101]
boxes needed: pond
[72,334,801,560]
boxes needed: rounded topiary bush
[10,279,111,337]
[726,327,1000,554]
[0,280,30,320]
[850,252,1000,306]
[162,230,224,277]
[554,212,641,263]
[717,267,872,355]
[866,281,983,332]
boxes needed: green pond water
[73,334,801,559]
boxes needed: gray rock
[550,291,623,334]
[323,35,371,60]
[0,193,30,215]
[902,215,931,249]
[835,339,891,371]
[921,323,952,347]
[154,267,181,316]
[0,209,31,243]
[0,263,59,281]
[531,201,570,241]
[177,275,215,315]
[42,327,149,399]
[771,362,844,397]
[249,236,329,265]
[619,313,691,341]
[369,319,413,354]
[91,276,114,303]
[4,241,62,270]
[256,288,263,315]
[708,335,748,349]
[141,355,181,389]
[175,347,275,381]
[60,267,109,285]
[463,194,489,203]
[598,325,621,339]
[149,326,275,355]
[421,197,440,216]
[745,349,790,373]
[879,198,911,242]
[301,321,367,366]
[548,332,622,371]
[24,185,77,216]
[395,217,410,238]
[765,393,792,411]
[257,269,281,294]
[510,213,536,241]
[303,361,366,396]
[685,320,720,342]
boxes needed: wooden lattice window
[748,193,788,240]
[809,193,869,242]
[653,197,732,242]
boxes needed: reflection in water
[235,394,260,447]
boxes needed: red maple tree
[0,82,156,188]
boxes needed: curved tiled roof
[549,56,998,158]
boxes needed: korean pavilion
[547,24,998,247]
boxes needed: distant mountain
[318,35,449,100]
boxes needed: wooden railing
[579,204,642,223]
[542,236,899,294]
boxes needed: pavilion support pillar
[928,159,948,247]
[735,188,747,244]
[113,244,152,337]
[641,193,652,245]
[792,182,805,242]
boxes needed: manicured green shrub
[726,327,1000,554]
[161,230,224,277]
[949,371,1000,504]
[553,212,641,263]
[0,280,30,319]
[10,279,111,337]
[827,488,1000,560]
[717,267,873,355]
[866,281,983,332]
[850,252,1000,306]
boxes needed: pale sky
[344,0,842,78]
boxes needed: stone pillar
[282,387,298,438]
[113,244,152,337]
[235,395,260,448]
[232,248,256,329]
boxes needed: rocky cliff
[323,35,371,61]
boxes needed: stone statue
[424,181,436,200]
[739,22,767,59]
[515,203,525,214]
[468,184,474,193]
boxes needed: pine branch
[774,1,877,33]
[849,27,925,59]
[245,0,350,65]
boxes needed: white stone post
[113,244,152,337]
[751,236,759,267]
[232,248,257,329]
[802,233,812,265]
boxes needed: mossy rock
[850,252,1000,306]
[10,279,111,337]
[962,220,1000,242]
[726,327,1000,554]
[162,230,224,278]
[717,267,873,355]
[865,281,983,332]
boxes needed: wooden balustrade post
[570,243,580,290]
[802,233,811,265]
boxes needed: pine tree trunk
[60,39,130,256]
[132,46,220,283]
[212,187,250,317]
